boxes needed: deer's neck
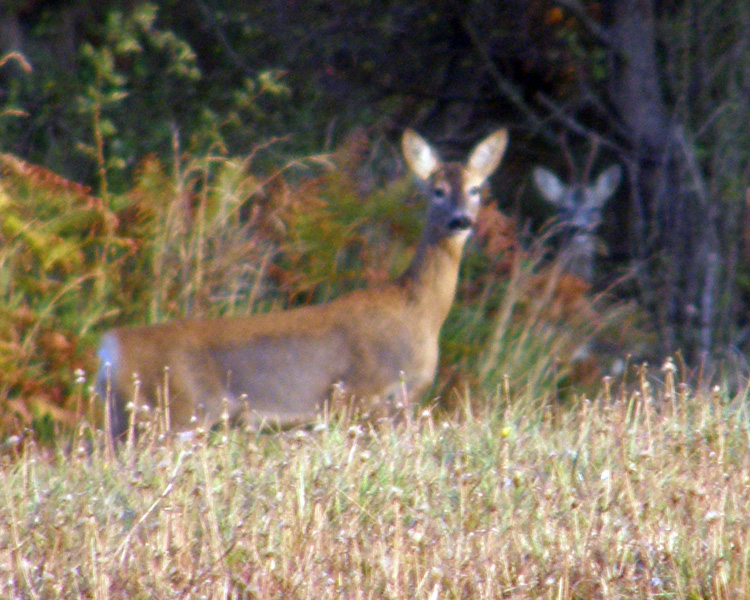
[563,232,596,284]
[398,233,468,332]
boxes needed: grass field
[1,362,749,599]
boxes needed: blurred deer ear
[402,129,440,180]
[467,129,508,182]
[532,167,566,204]
[592,165,622,203]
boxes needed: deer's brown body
[97,129,508,436]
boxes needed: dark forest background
[1,0,750,429]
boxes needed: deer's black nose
[447,214,473,231]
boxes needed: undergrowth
[0,127,644,438]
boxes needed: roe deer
[531,161,623,385]
[532,164,621,284]
[97,128,508,436]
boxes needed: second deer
[531,157,624,384]
[97,128,508,436]
[532,163,621,284]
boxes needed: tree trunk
[604,0,720,360]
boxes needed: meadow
[1,364,749,599]
[0,133,747,599]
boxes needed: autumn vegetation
[1,1,750,597]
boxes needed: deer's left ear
[592,165,622,203]
[467,129,508,183]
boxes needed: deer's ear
[532,167,566,204]
[467,129,508,182]
[402,129,440,180]
[592,165,622,204]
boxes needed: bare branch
[535,92,628,156]
[582,137,601,181]
[551,0,612,47]
[193,0,253,76]
[452,2,544,131]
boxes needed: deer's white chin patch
[451,229,472,243]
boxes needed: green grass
[1,365,749,599]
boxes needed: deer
[530,146,623,386]
[97,128,508,437]
[531,162,622,285]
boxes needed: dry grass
[1,363,749,599]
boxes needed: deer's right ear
[467,129,508,182]
[402,129,440,180]
[592,165,622,202]
[532,167,566,204]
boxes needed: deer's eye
[468,186,480,197]
[433,186,448,202]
